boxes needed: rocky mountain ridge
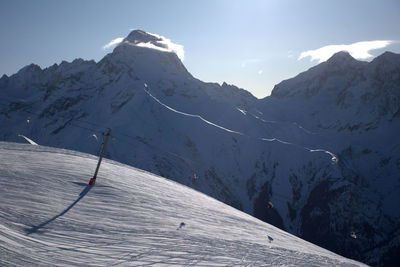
[267,51,400,132]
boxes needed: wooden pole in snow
[88,128,113,186]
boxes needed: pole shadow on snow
[26,185,92,235]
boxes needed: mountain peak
[100,29,189,80]
[116,29,184,61]
[371,51,400,64]
[327,51,356,64]
[17,63,42,75]
[122,30,166,49]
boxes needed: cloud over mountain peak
[103,30,184,61]
[298,40,394,63]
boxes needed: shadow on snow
[25,185,92,235]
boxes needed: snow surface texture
[1,30,400,265]
[0,142,365,266]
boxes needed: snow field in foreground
[0,142,365,266]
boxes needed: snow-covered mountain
[0,142,365,266]
[0,29,399,265]
[257,51,400,266]
[266,51,400,131]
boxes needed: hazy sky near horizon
[1,0,399,98]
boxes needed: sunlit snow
[0,142,364,266]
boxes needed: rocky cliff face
[0,30,399,265]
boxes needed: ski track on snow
[145,88,243,135]
[145,87,338,163]
[0,142,364,266]
[248,111,318,135]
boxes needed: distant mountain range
[1,30,399,266]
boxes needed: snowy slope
[0,142,365,266]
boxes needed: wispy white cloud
[258,70,263,75]
[152,33,185,61]
[140,32,184,60]
[287,50,294,58]
[298,40,394,63]
[102,37,124,50]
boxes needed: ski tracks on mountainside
[144,86,338,163]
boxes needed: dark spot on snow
[177,222,185,230]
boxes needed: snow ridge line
[17,134,38,145]
[144,86,338,163]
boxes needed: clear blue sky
[1,0,399,98]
